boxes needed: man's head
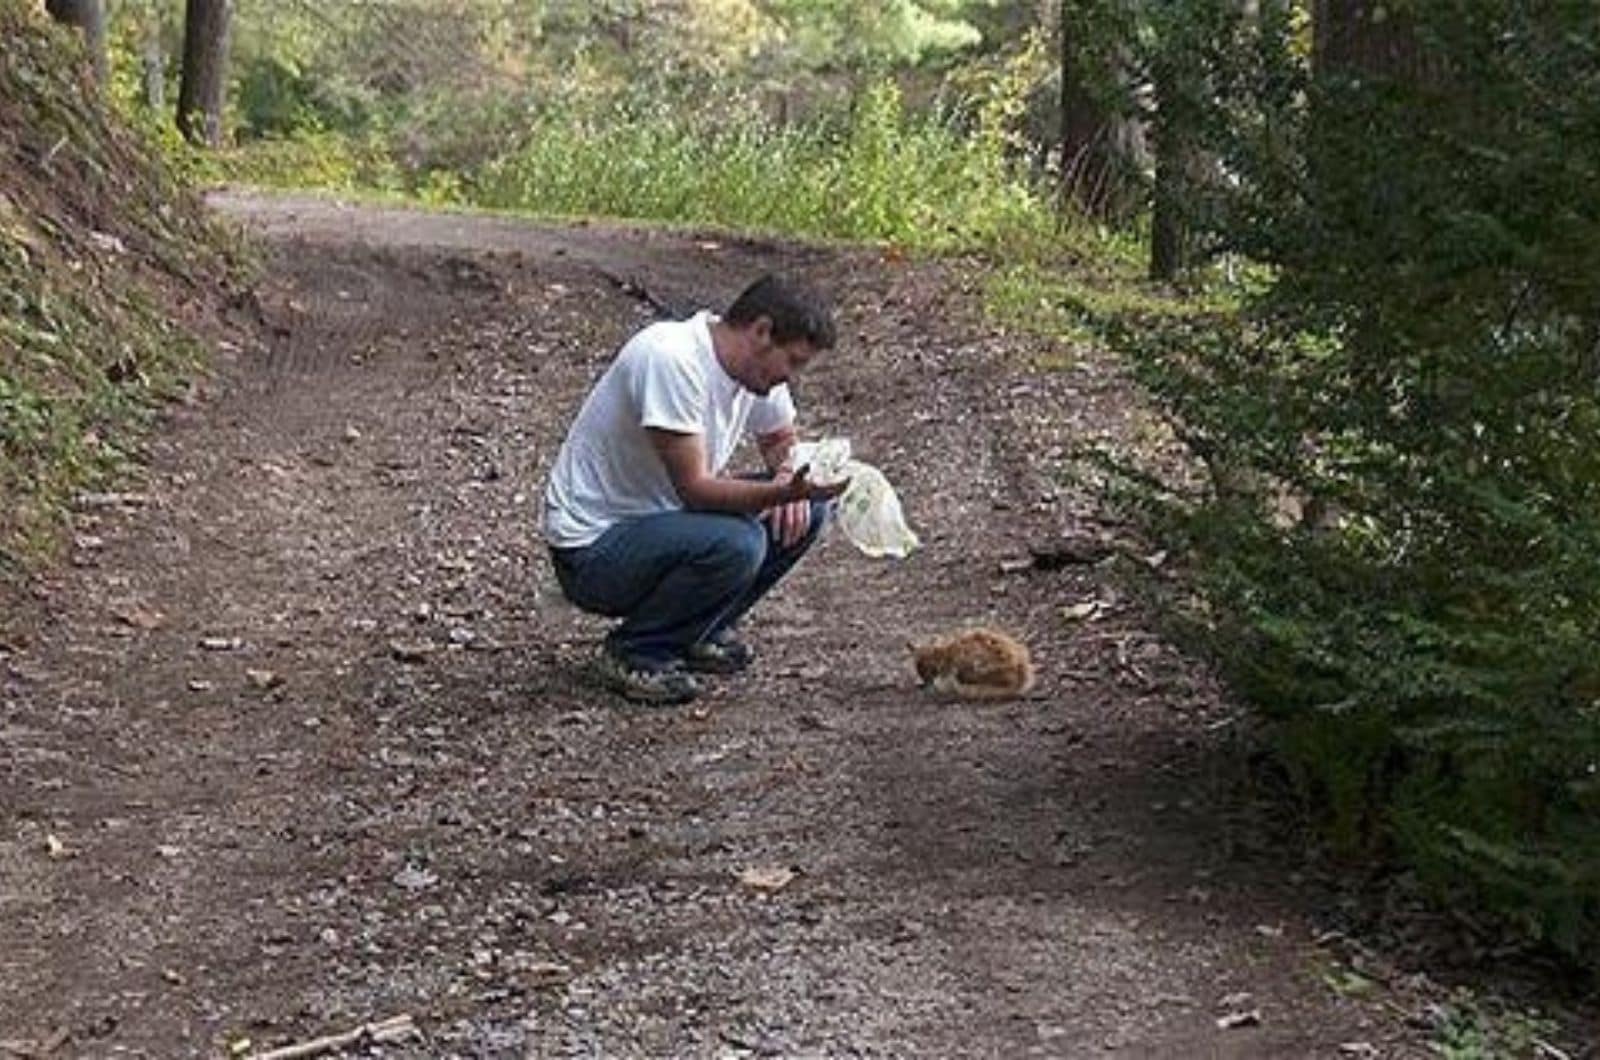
[719,274,836,396]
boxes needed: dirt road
[0,191,1427,1057]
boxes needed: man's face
[746,333,817,396]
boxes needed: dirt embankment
[0,0,248,575]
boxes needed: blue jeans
[550,501,830,668]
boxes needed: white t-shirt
[543,311,796,548]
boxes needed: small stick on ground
[0,1028,70,1058]
[250,1014,416,1060]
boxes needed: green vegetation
[0,1,244,568]
[472,84,1049,251]
[1429,990,1560,1060]
[1096,0,1600,977]
[204,80,1057,254]
[144,1,1061,254]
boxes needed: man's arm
[648,428,837,514]
[756,425,797,474]
[753,425,811,548]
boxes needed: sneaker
[593,646,700,705]
[684,633,754,674]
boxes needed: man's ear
[750,315,774,346]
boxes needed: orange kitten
[910,627,1036,700]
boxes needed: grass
[1429,990,1561,1060]
[215,82,1062,259]
[1,0,243,570]
[0,219,209,567]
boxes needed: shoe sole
[593,663,699,704]
[682,657,749,675]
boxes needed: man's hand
[762,498,813,549]
[763,465,848,548]
[647,428,847,516]
[779,464,850,503]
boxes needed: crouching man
[543,274,847,704]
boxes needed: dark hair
[724,273,837,350]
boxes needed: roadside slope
[0,1,247,581]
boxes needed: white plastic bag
[798,437,853,487]
[793,438,919,559]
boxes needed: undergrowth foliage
[1106,0,1600,970]
[211,76,1057,255]
[473,82,1046,251]
[0,1,244,568]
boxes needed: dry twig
[250,1014,416,1060]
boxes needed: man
[543,273,847,704]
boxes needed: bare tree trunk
[177,0,233,147]
[1058,1,1140,221]
[1313,0,1433,81]
[1149,107,1186,280]
[1149,57,1200,281]
[44,0,107,84]
[141,10,167,112]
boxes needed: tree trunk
[1149,108,1186,280]
[44,0,107,84]
[1149,56,1200,281]
[177,0,233,147]
[1312,0,1431,81]
[1057,1,1141,221]
[141,10,167,112]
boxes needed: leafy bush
[1106,0,1600,970]
[210,128,403,194]
[474,81,1051,252]
[208,69,1056,255]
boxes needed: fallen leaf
[393,864,438,891]
[737,865,797,893]
[1028,536,1114,568]
[1216,1009,1261,1030]
[112,603,164,630]
[520,960,571,985]
[88,230,126,254]
[389,640,434,663]
[76,491,151,509]
[245,668,283,690]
